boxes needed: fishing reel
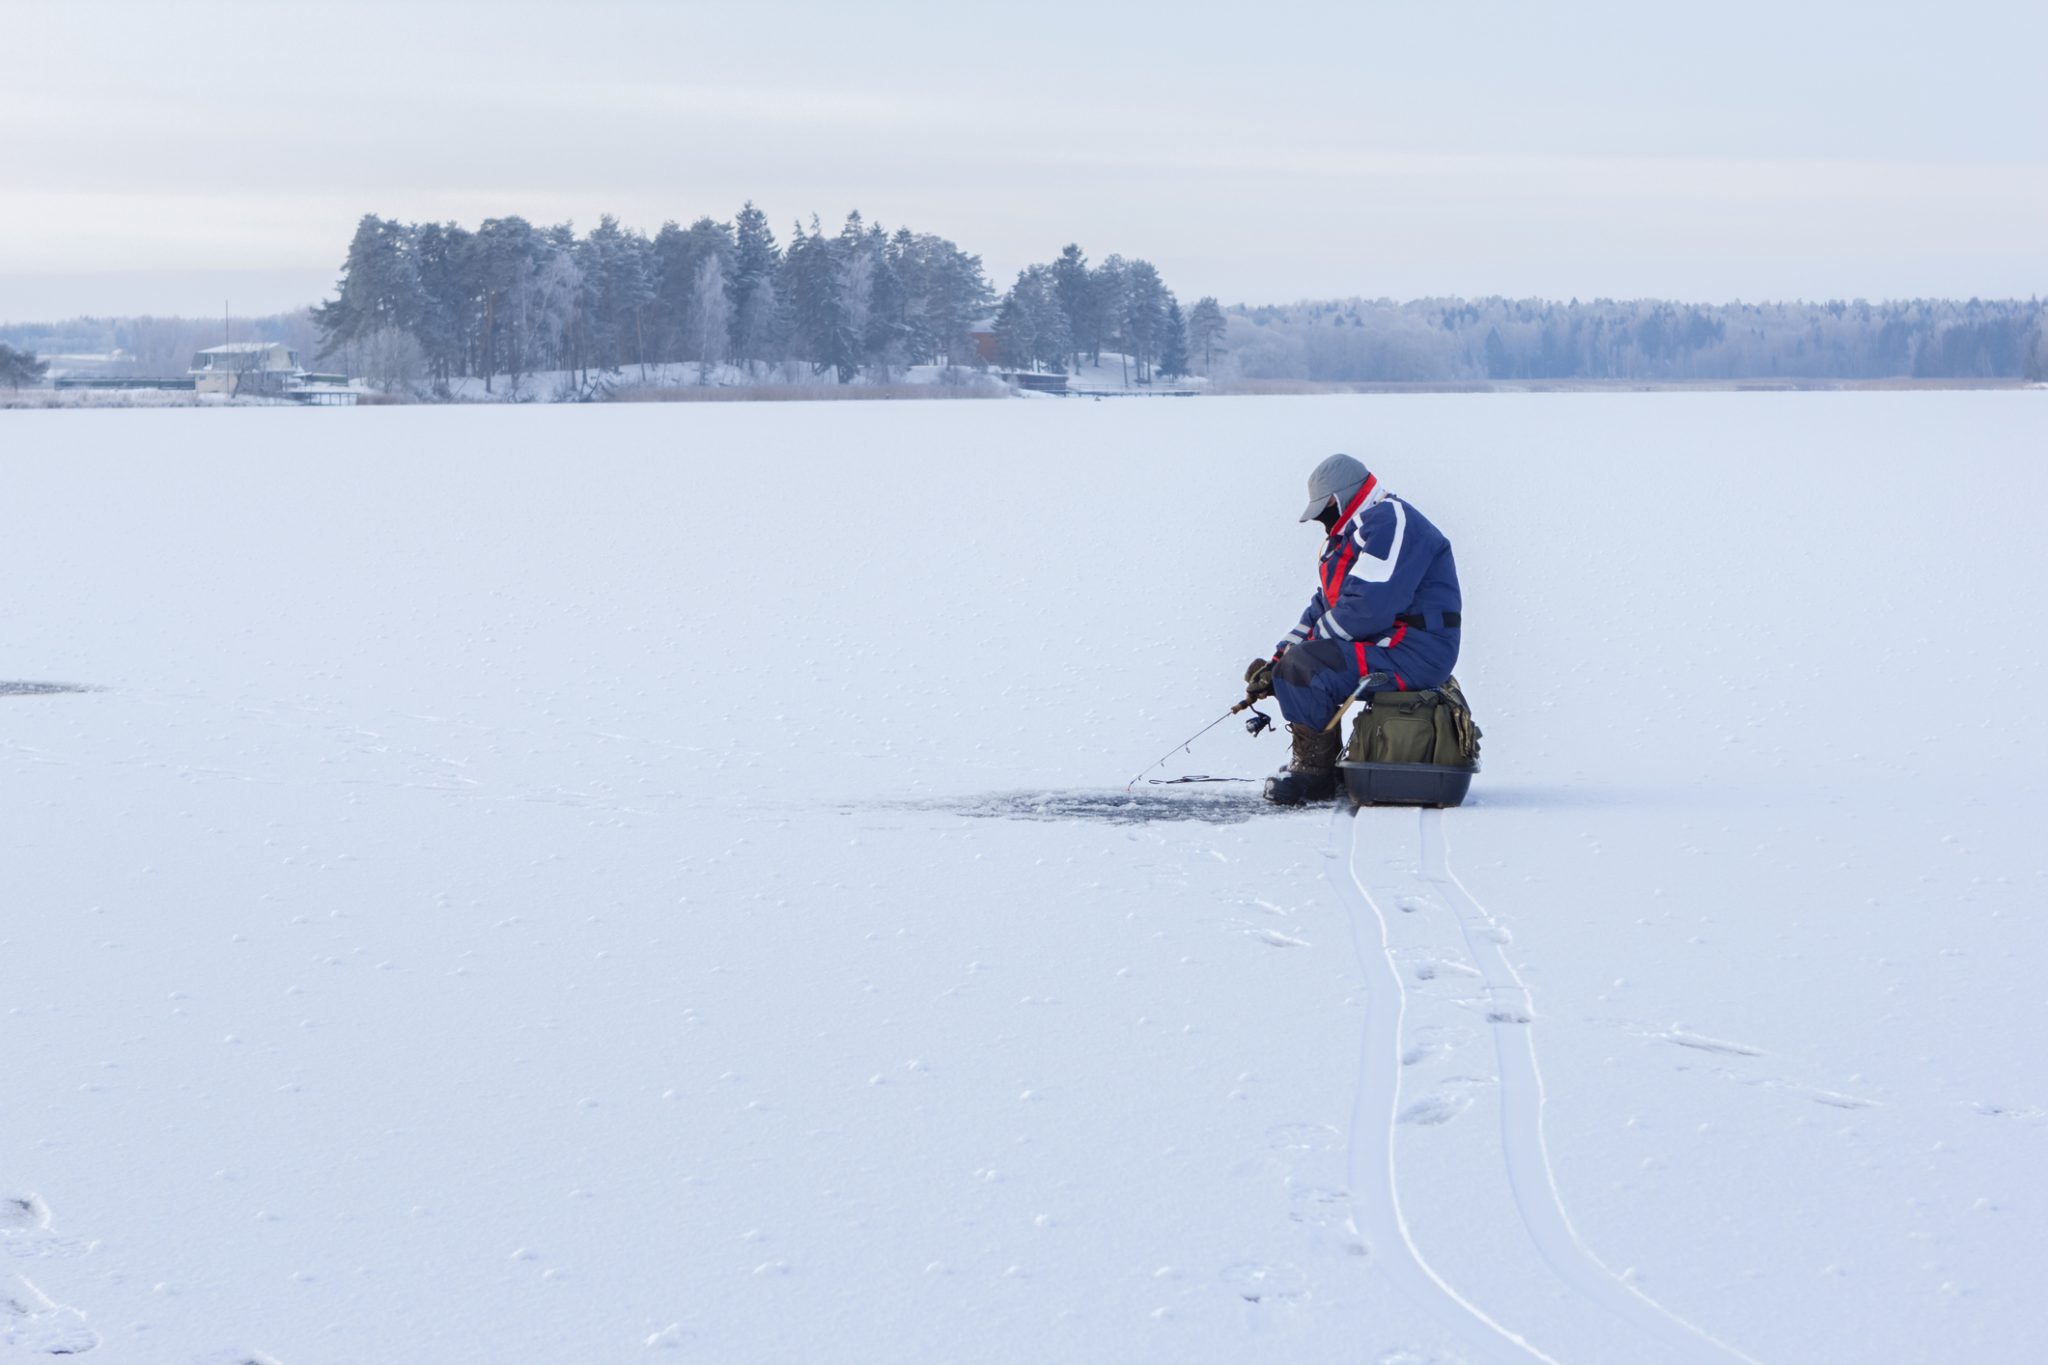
[1243,707,1275,738]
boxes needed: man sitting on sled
[1246,453,1464,804]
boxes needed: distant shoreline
[1210,377,2042,396]
[6,377,2042,410]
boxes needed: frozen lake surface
[3,394,2045,1363]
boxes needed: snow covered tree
[835,213,878,379]
[782,216,858,381]
[1121,259,1168,384]
[469,216,539,394]
[1050,244,1092,372]
[651,216,735,366]
[357,326,427,395]
[468,217,580,395]
[1158,297,1190,380]
[573,215,654,377]
[0,342,49,389]
[1087,255,1128,374]
[1187,296,1227,374]
[861,222,909,379]
[992,266,1071,373]
[410,221,476,392]
[727,202,782,374]
[313,214,419,360]
[690,253,730,381]
[888,232,990,369]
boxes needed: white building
[190,341,301,396]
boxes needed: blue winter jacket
[1277,475,1463,690]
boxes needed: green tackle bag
[1345,676,1482,769]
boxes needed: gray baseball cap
[1299,452,1370,522]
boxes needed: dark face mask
[1314,501,1341,533]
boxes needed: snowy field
[2,394,2045,1364]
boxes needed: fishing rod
[1125,695,1274,791]
[1123,668,1393,792]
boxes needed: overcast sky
[3,0,2044,321]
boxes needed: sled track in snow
[1324,806,1562,1365]
[1330,806,1765,1365]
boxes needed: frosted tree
[411,221,475,393]
[1050,245,1092,372]
[358,326,427,395]
[691,253,730,382]
[861,222,909,379]
[1187,297,1227,374]
[785,216,857,381]
[469,216,541,394]
[0,343,49,389]
[727,202,781,374]
[652,216,734,367]
[1087,255,1129,376]
[992,266,1071,373]
[836,216,877,380]
[313,214,419,362]
[1121,259,1168,384]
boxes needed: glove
[1244,657,1276,701]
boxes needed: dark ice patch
[929,788,1288,826]
[0,681,97,697]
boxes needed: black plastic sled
[1337,759,1474,808]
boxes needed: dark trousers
[1273,631,1459,730]
[1272,640,1361,731]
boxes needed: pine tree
[858,221,907,378]
[906,234,991,369]
[649,221,693,364]
[470,216,542,393]
[1050,244,1091,372]
[1120,259,1168,383]
[835,212,877,380]
[993,267,1072,373]
[313,214,419,363]
[785,216,856,381]
[728,201,781,373]
[410,221,475,391]
[1158,297,1190,380]
[1087,255,1128,374]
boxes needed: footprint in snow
[1401,1039,1444,1067]
[1283,1180,1351,1228]
[1220,1260,1308,1304]
[1,1196,89,1261]
[1409,956,1480,985]
[0,1274,97,1356]
[1657,1029,1765,1057]
[1398,1093,1473,1127]
[1971,1101,2045,1122]
[1265,1123,1343,1153]
[1808,1090,1877,1110]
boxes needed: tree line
[988,245,1225,384]
[10,272,2044,395]
[311,205,1216,396]
[0,343,51,389]
[1220,296,2048,384]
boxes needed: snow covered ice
[2,393,2045,1363]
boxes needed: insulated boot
[1263,722,1342,805]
